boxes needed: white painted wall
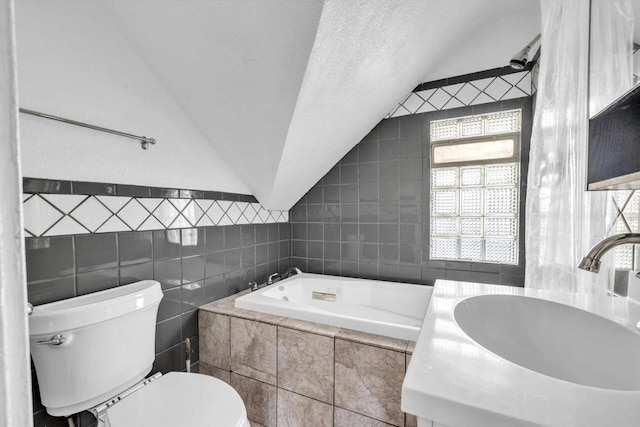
[424,1,541,82]
[95,0,324,206]
[269,0,539,209]
[15,1,249,194]
[0,0,32,425]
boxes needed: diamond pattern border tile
[388,70,533,118]
[23,194,289,237]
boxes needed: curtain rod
[19,108,156,150]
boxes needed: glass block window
[431,110,521,142]
[429,110,521,264]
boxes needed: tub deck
[233,273,433,341]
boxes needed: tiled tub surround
[200,291,420,427]
[23,179,290,426]
[289,94,532,287]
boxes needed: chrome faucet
[267,273,280,285]
[578,233,640,273]
[282,267,302,279]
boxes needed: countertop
[401,280,640,427]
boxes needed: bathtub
[234,273,433,341]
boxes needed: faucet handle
[267,273,280,285]
[282,267,302,279]
[27,302,33,316]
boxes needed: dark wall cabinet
[588,85,640,190]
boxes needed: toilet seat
[103,372,249,427]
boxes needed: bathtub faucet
[578,233,640,273]
[282,267,302,279]
[267,273,281,285]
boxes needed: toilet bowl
[29,280,249,427]
[94,372,248,427]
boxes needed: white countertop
[401,280,640,427]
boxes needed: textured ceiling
[82,1,539,209]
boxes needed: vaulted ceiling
[25,0,541,210]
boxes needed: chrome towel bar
[19,108,156,150]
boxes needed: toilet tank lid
[29,280,163,336]
[106,372,247,427]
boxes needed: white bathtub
[234,273,433,341]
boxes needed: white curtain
[0,0,33,425]
[525,0,633,293]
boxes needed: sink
[454,294,640,391]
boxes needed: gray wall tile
[308,241,323,259]
[181,309,199,338]
[256,244,268,265]
[76,233,117,273]
[181,228,205,257]
[157,287,181,322]
[182,281,205,313]
[155,316,182,354]
[379,224,399,244]
[256,225,268,244]
[154,258,182,290]
[359,182,378,203]
[25,236,74,282]
[119,231,152,266]
[182,255,205,283]
[76,268,118,295]
[153,344,183,375]
[153,230,181,260]
[289,97,531,286]
[224,249,241,273]
[71,181,115,196]
[323,165,341,185]
[240,225,255,246]
[323,185,340,203]
[359,141,378,163]
[204,275,225,303]
[308,223,323,241]
[341,184,358,203]
[119,262,153,285]
[224,225,241,249]
[324,224,340,242]
[205,227,224,253]
[340,164,358,184]
[23,178,71,194]
[241,246,256,269]
[359,163,378,182]
[205,251,225,278]
[27,277,75,305]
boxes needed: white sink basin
[454,294,640,391]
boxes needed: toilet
[29,280,249,427]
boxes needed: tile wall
[386,65,534,118]
[24,178,290,427]
[289,69,533,286]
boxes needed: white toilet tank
[29,280,163,417]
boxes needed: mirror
[589,0,638,117]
